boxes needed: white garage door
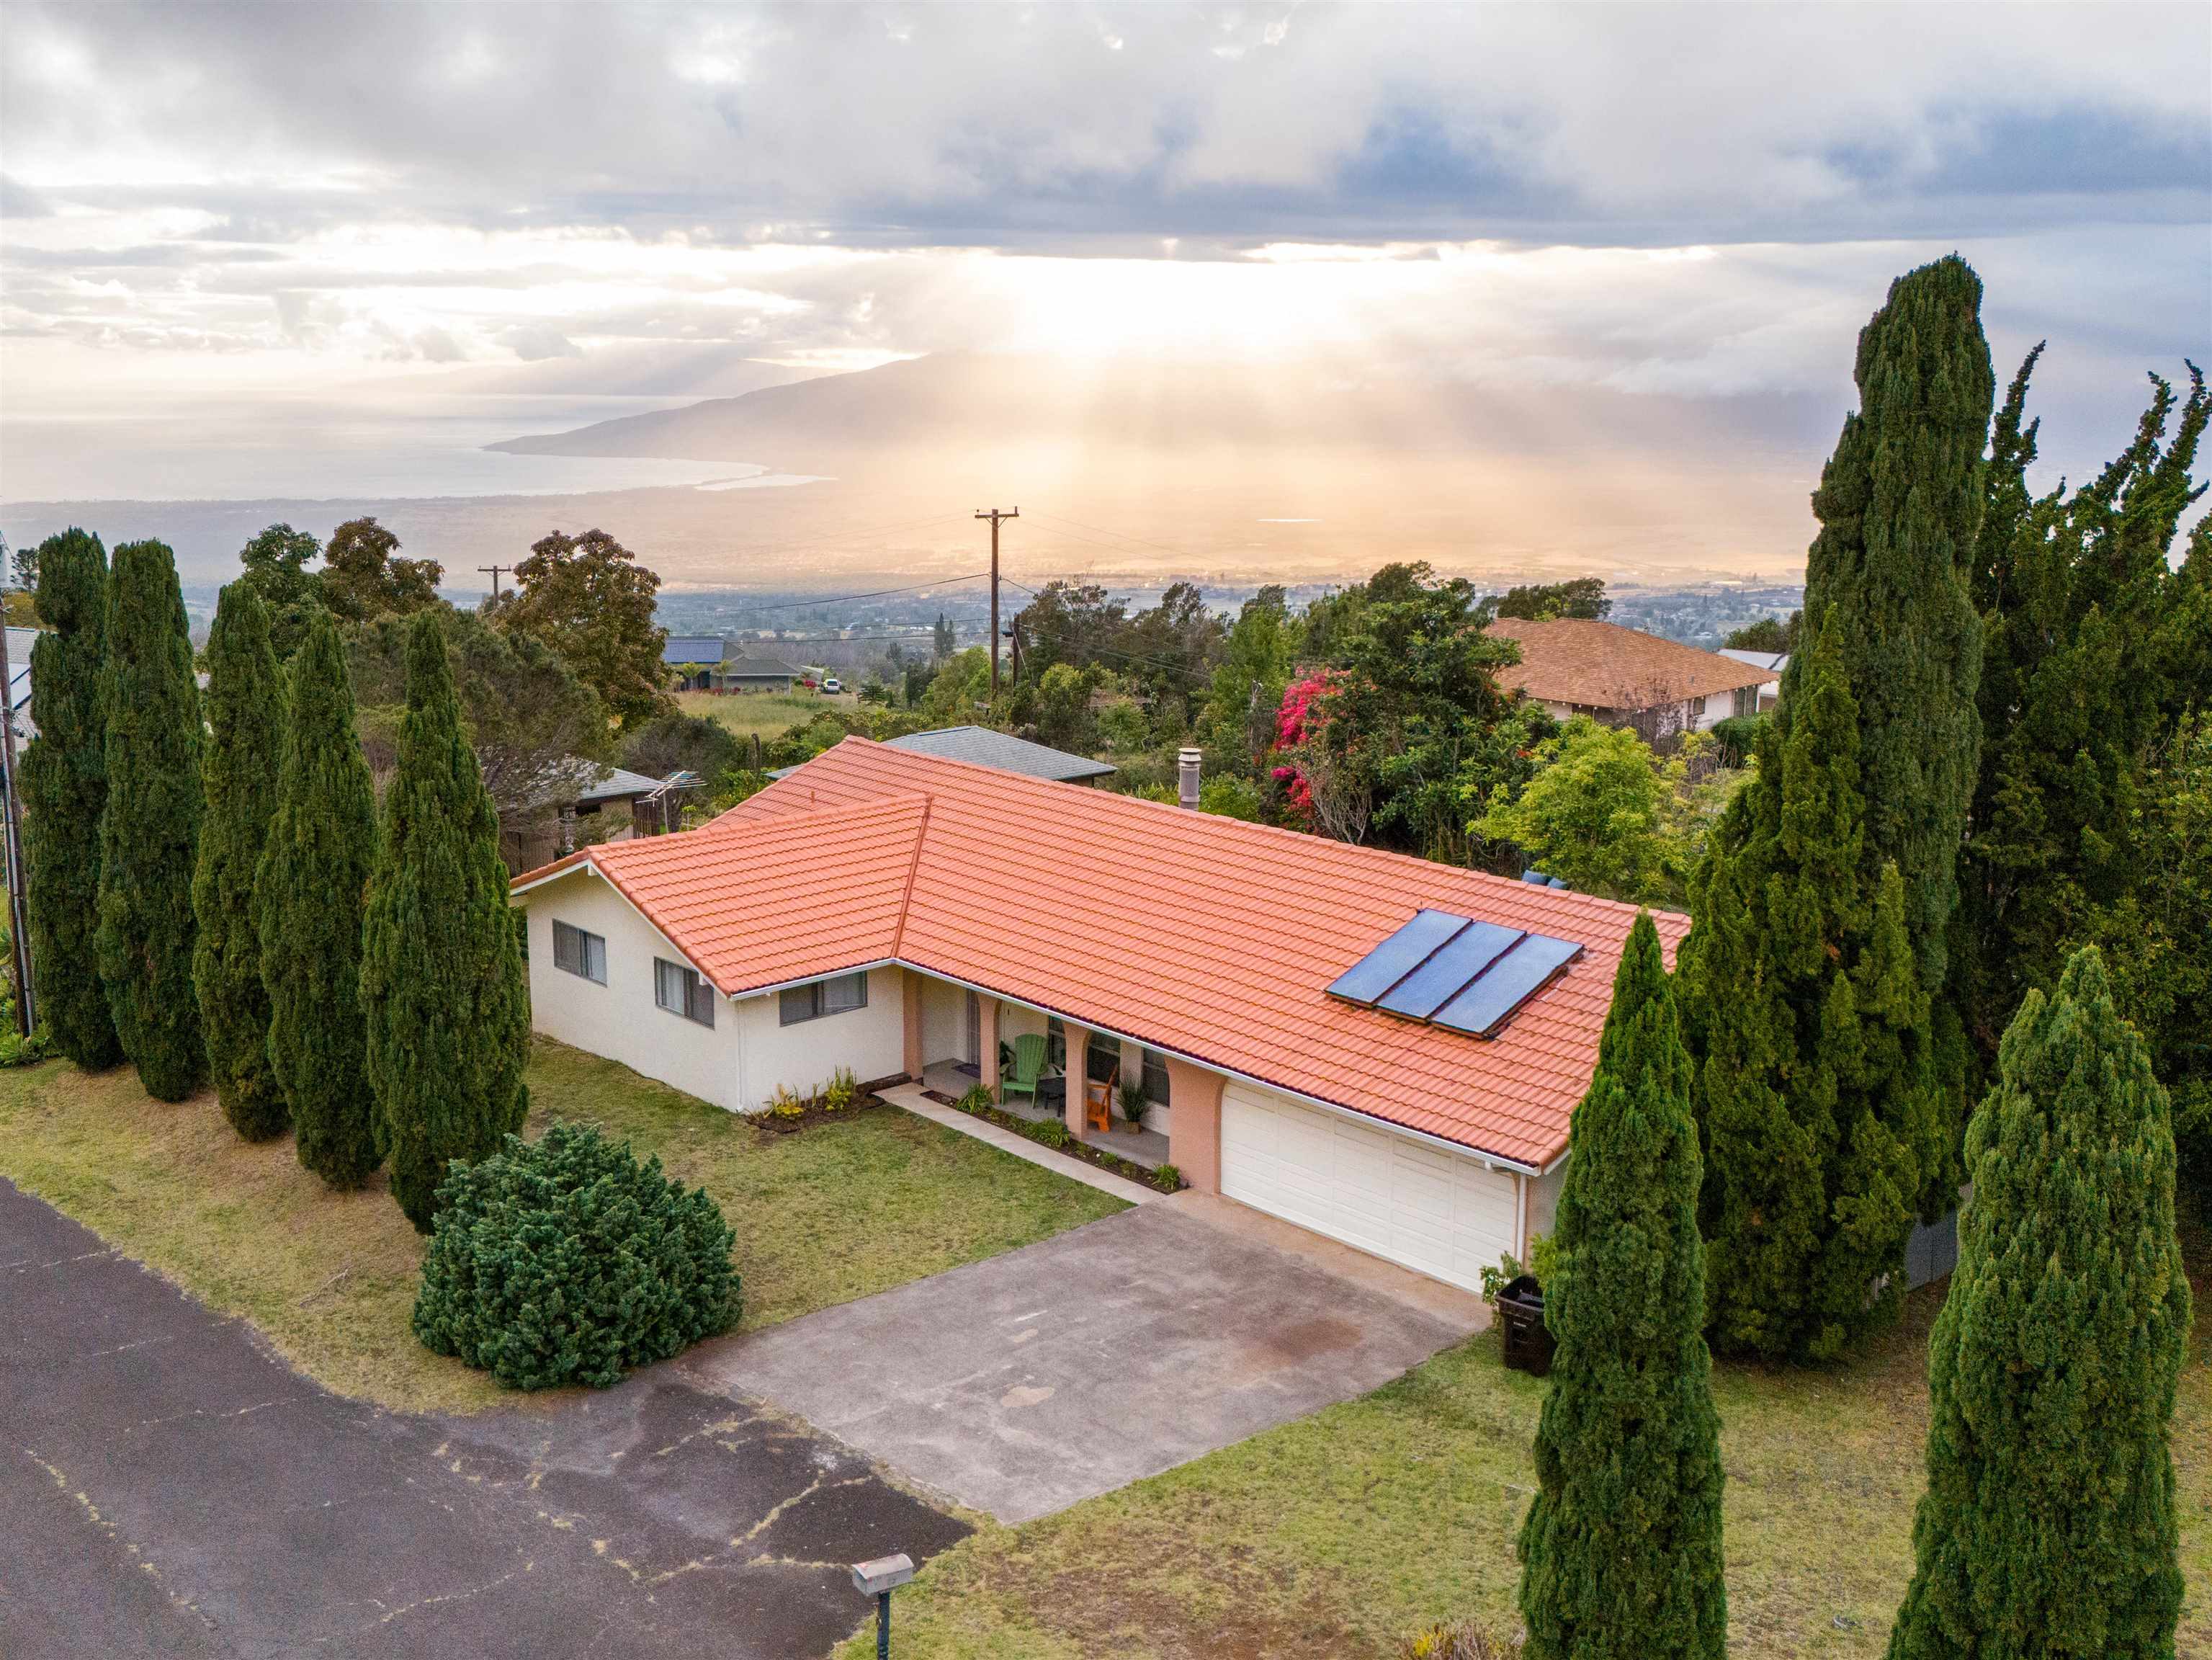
[1220,1083,1518,1294]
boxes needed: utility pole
[0,611,32,1036]
[974,507,1017,697]
[478,563,511,602]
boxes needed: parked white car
[822,677,843,694]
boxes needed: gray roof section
[882,726,1116,782]
[721,653,800,679]
[1718,648,1787,675]
[6,629,37,713]
[574,764,668,806]
[663,635,727,665]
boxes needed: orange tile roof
[1486,617,1775,709]
[514,739,1689,1170]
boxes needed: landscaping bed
[925,1086,1183,1192]
[0,1037,1124,1414]
[835,1229,2212,1660]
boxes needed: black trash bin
[1497,1275,1554,1378]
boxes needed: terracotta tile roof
[514,739,1689,1170]
[1486,617,1775,710]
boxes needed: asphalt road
[0,1179,965,1660]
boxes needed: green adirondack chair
[1000,1032,1050,1105]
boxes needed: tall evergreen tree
[1804,254,1992,996]
[1886,947,2190,1660]
[258,609,380,1186]
[95,540,204,1100]
[1954,355,2207,1064]
[19,528,122,1070]
[1678,612,1929,1360]
[1518,912,1726,1660]
[362,613,529,1232]
[192,582,289,1140]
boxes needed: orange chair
[1083,1060,1119,1135]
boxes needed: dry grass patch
[673,687,856,744]
[838,1238,2211,1660]
[0,1038,1121,1414]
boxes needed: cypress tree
[1518,912,1726,1660]
[1804,254,1991,996]
[95,539,204,1100]
[192,582,289,1140]
[362,612,529,1233]
[259,608,379,1186]
[1678,612,1927,1360]
[1886,947,2190,1659]
[19,529,122,1070]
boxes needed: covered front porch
[899,969,1222,1188]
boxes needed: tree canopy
[1494,577,1611,622]
[320,516,442,623]
[493,526,668,731]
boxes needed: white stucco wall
[919,975,968,1065]
[730,965,907,1110]
[521,872,743,1110]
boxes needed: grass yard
[0,1037,1123,1416]
[836,1236,2212,1660]
[675,687,857,744]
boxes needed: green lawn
[0,1037,1123,1414]
[675,687,857,743]
[836,1236,2212,1660]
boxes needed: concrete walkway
[684,1196,1484,1524]
[877,1079,1160,1205]
[0,1179,964,1660]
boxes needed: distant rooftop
[1485,617,1776,710]
[882,726,1116,782]
[722,652,800,679]
[663,635,727,665]
[1718,648,1788,675]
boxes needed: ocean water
[0,399,821,505]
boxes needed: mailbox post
[849,1552,915,1659]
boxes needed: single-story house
[662,636,802,694]
[1718,648,1788,712]
[663,635,729,692]
[509,736,1686,1297]
[1486,617,1776,740]
[498,759,681,873]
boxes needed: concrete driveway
[0,1179,964,1660]
[681,1193,1485,1523]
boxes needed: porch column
[979,997,1002,1102]
[1062,1021,1092,1137]
[901,970,924,1081]
[1163,1056,1224,1194]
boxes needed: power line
[708,509,973,557]
[976,506,1018,697]
[1025,507,1208,566]
[717,571,990,616]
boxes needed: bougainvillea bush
[412,1122,741,1391]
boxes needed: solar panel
[1326,909,1469,1006]
[1433,932,1585,1038]
[1376,921,1525,1018]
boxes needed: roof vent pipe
[1177,746,1202,810]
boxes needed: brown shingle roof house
[1485,617,1774,736]
[510,736,1691,1296]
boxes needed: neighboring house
[663,635,727,692]
[5,628,37,742]
[1485,617,1776,740]
[499,759,679,873]
[509,736,1688,1298]
[718,651,800,694]
[663,637,801,695]
[1718,648,1788,712]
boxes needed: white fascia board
[509,856,723,1001]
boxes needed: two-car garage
[1218,1081,1522,1295]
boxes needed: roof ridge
[890,792,934,958]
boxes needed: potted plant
[1116,1078,1150,1133]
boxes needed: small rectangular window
[552,920,606,984]
[655,958,715,1027]
[779,970,869,1025]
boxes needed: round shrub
[412,1122,740,1391]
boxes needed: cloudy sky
[2,1,2207,514]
